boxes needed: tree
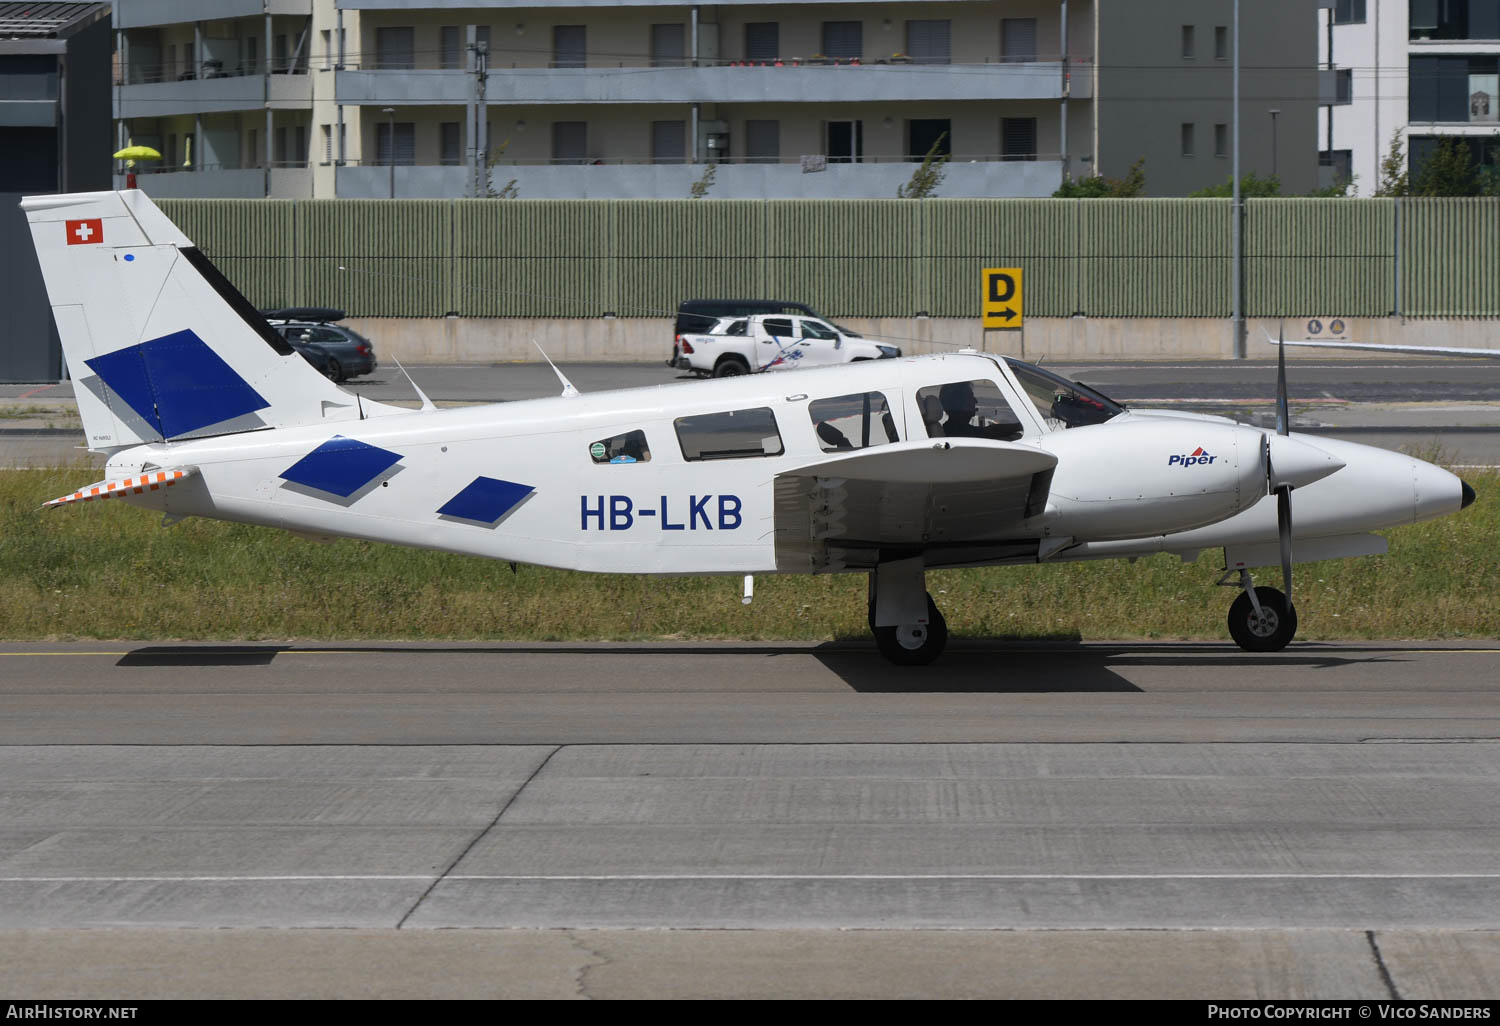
[896,132,949,199]
[689,163,717,199]
[1373,130,1409,197]
[1187,172,1282,198]
[1412,136,1474,196]
[1307,174,1358,198]
[1052,157,1145,198]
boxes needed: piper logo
[1168,447,1217,467]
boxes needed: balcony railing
[337,56,1088,106]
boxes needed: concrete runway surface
[4,640,1500,998]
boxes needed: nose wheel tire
[1227,586,1298,652]
[873,593,948,666]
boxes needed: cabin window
[590,429,651,464]
[809,391,899,452]
[675,407,784,461]
[915,379,1024,441]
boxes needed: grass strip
[2,464,1496,642]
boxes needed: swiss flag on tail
[65,219,103,245]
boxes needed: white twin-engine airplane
[24,190,1477,664]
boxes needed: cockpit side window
[915,379,1025,441]
[808,391,900,452]
[590,429,651,464]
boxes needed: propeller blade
[1277,486,1293,606]
[1276,321,1290,437]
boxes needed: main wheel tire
[712,357,749,377]
[873,593,949,666]
[1227,586,1298,652]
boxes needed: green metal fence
[157,197,1500,319]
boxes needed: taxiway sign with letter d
[982,268,1023,329]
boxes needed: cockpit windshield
[1004,358,1126,430]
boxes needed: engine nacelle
[1035,418,1274,541]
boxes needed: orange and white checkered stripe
[44,468,194,509]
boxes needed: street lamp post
[1269,108,1281,181]
[383,106,396,198]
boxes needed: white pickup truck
[670,314,901,377]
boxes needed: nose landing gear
[1221,569,1298,652]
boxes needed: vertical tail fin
[22,189,364,454]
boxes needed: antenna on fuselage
[390,355,437,413]
[533,341,581,398]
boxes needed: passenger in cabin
[937,381,1022,441]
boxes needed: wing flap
[773,441,1057,571]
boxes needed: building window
[440,26,461,69]
[552,121,587,163]
[826,120,863,162]
[376,122,415,165]
[822,21,862,60]
[1319,149,1353,181]
[275,126,287,165]
[746,119,780,163]
[1336,0,1368,25]
[652,120,686,164]
[553,25,586,68]
[1215,26,1228,60]
[376,27,415,70]
[745,22,779,62]
[908,119,951,161]
[1411,0,1500,39]
[906,20,951,64]
[1410,54,1499,122]
[322,123,332,162]
[1181,25,1196,59]
[1181,122,1196,157]
[321,30,332,69]
[1001,117,1037,161]
[651,23,686,67]
[440,122,461,165]
[1002,18,1037,62]
[1215,123,1228,157]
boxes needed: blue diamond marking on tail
[438,477,535,524]
[85,329,271,438]
[280,435,403,497]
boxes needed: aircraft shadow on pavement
[117,646,287,667]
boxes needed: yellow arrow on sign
[982,267,1023,329]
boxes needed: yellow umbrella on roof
[113,145,161,166]
[113,145,161,189]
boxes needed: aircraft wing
[1272,339,1500,358]
[772,440,1057,572]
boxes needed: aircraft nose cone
[1462,479,1477,509]
[1265,433,1346,491]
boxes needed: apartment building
[1321,0,1500,194]
[112,0,1320,199]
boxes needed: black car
[261,307,379,383]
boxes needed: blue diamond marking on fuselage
[85,329,271,439]
[280,435,403,498]
[438,477,535,524]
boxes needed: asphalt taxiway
[3,641,1500,997]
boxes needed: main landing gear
[868,558,948,665]
[1221,569,1298,652]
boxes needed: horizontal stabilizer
[43,467,197,510]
